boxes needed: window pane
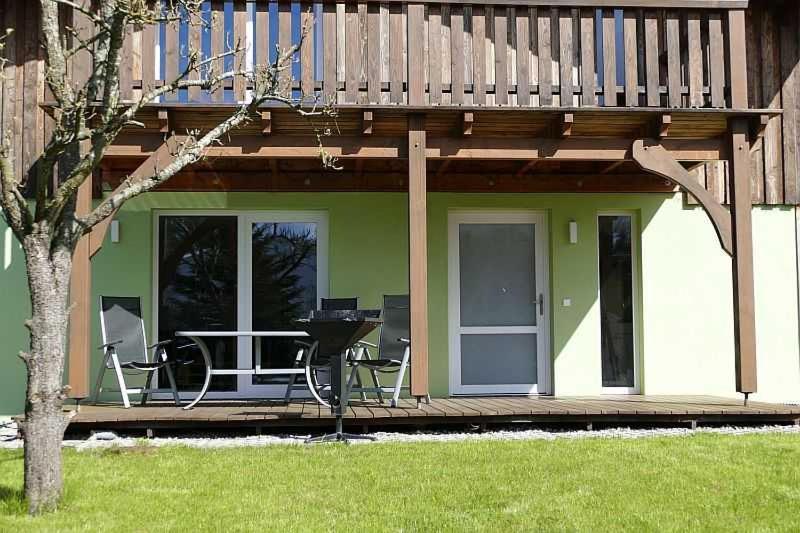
[598,215,635,388]
[251,222,318,384]
[460,334,538,385]
[459,224,537,327]
[158,216,238,392]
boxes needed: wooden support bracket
[561,113,574,137]
[632,139,732,256]
[261,111,272,135]
[462,112,473,136]
[362,111,373,135]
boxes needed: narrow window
[598,215,636,390]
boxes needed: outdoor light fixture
[569,220,578,244]
[110,220,120,244]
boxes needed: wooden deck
[64,396,800,433]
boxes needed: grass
[1,433,800,532]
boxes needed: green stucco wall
[1,192,798,414]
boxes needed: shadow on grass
[0,484,25,515]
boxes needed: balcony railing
[110,1,745,108]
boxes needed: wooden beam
[435,159,451,178]
[561,113,574,137]
[632,139,733,255]
[68,179,92,399]
[729,118,757,395]
[516,160,539,177]
[658,114,672,138]
[462,112,474,136]
[89,136,188,258]
[362,111,373,135]
[599,160,626,174]
[750,114,769,140]
[102,169,672,193]
[108,135,725,162]
[408,114,428,400]
[261,111,272,135]
[158,109,170,133]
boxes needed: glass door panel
[250,221,319,385]
[157,215,238,392]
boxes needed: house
[1,0,799,419]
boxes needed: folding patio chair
[345,294,412,408]
[92,296,190,408]
[284,297,381,405]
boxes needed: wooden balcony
[112,0,748,110]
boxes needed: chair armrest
[148,339,173,350]
[293,340,312,349]
[97,339,123,350]
[398,338,410,345]
[355,340,378,348]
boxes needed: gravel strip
[1,417,799,451]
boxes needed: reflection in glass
[598,215,635,388]
[251,222,318,384]
[158,216,238,391]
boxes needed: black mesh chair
[92,296,190,408]
[345,295,411,407]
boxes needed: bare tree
[0,0,333,514]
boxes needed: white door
[448,211,550,395]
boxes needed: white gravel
[1,416,799,451]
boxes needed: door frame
[596,211,640,395]
[448,210,551,396]
[151,209,329,399]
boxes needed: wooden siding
[689,0,800,206]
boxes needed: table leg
[184,336,213,410]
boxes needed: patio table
[175,331,309,410]
[294,310,382,443]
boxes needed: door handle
[537,293,544,316]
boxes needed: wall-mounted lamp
[568,220,578,244]
[110,219,120,244]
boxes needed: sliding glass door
[156,211,328,399]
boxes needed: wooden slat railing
[108,1,743,109]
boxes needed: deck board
[63,395,800,432]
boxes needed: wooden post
[408,114,428,401]
[727,9,756,398]
[729,118,757,396]
[68,178,92,399]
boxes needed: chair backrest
[99,296,148,364]
[378,294,410,360]
[321,297,358,311]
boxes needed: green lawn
[1,433,800,531]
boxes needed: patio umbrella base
[305,416,376,444]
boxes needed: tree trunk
[18,231,73,515]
